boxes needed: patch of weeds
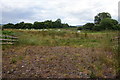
[63,73,69,77]
[76,64,84,72]
[10,56,24,64]
[90,71,97,78]
[11,58,17,64]
[96,65,102,71]
[74,53,81,57]
[90,39,98,42]
[2,45,12,50]
[18,56,23,60]
[84,43,98,47]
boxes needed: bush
[92,24,101,31]
[3,23,14,29]
[77,26,83,30]
[115,24,120,30]
[11,58,17,64]
[82,23,94,30]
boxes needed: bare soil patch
[2,46,116,78]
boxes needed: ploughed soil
[2,46,116,78]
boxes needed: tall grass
[4,29,117,48]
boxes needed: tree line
[3,12,120,31]
[78,12,120,31]
[3,19,71,29]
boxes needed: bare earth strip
[2,46,116,78]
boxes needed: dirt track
[2,46,116,78]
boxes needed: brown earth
[2,46,116,78]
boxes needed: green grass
[1,30,16,35]
[11,57,17,64]
[10,55,24,64]
[3,29,118,48]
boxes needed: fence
[0,35,18,44]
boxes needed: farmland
[2,28,119,78]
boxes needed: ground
[1,29,118,78]
[2,46,116,78]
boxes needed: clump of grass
[18,56,23,60]
[10,56,24,64]
[11,58,17,64]
[90,71,97,78]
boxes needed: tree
[100,18,118,30]
[55,18,61,23]
[54,18,62,28]
[33,22,43,29]
[62,23,69,28]
[113,24,120,30]
[117,24,120,30]
[94,12,111,24]
[23,23,33,29]
[3,23,14,29]
[2,18,70,29]
[44,20,53,28]
[14,22,24,29]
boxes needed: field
[2,28,119,78]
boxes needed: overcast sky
[0,0,119,25]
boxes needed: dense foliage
[94,12,111,24]
[78,23,94,30]
[99,18,119,30]
[78,12,120,31]
[2,19,70,29]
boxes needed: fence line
[0,35,18,45]
[0,35,18,39]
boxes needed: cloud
[1,0,119,25]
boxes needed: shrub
[115,24,120,30]
[77,26,83,30]
[11,58,17,64]
[82,23,94,30]
[92,24,102,31]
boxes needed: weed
[18,56,23,60]
[11,58,17,64]
[90,71,96,78]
